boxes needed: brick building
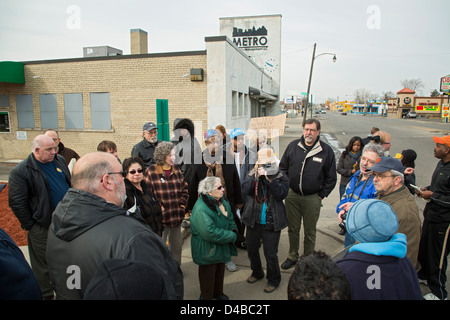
[0,18,281,160]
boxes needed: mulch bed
[0,184,27,246]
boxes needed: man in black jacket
[279,119,337,270]
[46,152,183,299]
[131,122,162,169]
[8,134,71,299]
[417,135,450,300]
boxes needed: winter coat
[8,153,71,230]
[131,138,162,168]
[187,149,243,213]
[144,164,189,228]
[377,186,421,270]
[336,233,423,300]
[241,169,289,232]
[124,179,163,236]
[337,151,361,186]
[279,136,337,199]
[336,171,376,213]
[423,159,450,223]
[190,194,237,265]
[46,188,183,300]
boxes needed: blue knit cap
[347,199,399,243]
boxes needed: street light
[302,43,337,126]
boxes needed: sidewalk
[2,115,347,300]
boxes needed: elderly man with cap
[131,122,162,169]
[416,135,450,300]
[336,199,423,300]
[368,156,422,271]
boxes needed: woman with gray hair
[144,141,189,266]
[190,176,238,300]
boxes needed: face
[107,160,126,206]
[44,130,60,146]
[303,123,320,146]
[233,135,245,151]
[164,149,176,167]
[360,151,379,175]
[126,162,144,185]
[352,140,361,153]
[143,129,158,144]
[206,137,219,156]
[372,171,400,195]
[434,143,449,160]
[34,137,57,163]
[106,147,119,159]
[209,181,224,201]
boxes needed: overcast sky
[1,0,449,103]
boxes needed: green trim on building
[0,61,25,84]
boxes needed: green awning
[0,61,25,84]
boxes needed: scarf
[348,233,407,258]
[203,150,226,196]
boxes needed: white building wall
[206,36,277,132]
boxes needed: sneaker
[225,260,237,272]
[423,293,446,300]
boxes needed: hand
[339,202,353,214]
[257,167,267,177]
[338,210,346,223]
[404,167,414,175]
[420,190,433,199]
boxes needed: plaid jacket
[144,164,189,227]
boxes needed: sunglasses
[128,169,144,175]
[216,185,223,190]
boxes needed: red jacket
[144,164,189,227]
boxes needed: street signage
[440,74,450,93]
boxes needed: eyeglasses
[128,169,144,175]
[372,173,395,179]
[361,156,376,165]
[100,171,125,183]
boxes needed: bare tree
[400,79,424,92]
[382,91,396,100]
[354,88,371,104]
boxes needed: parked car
[341,112,347,115]
[406,111,417,118]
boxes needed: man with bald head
[46,152,183,300]
[9,134,71,299]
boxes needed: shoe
[247,275,263,283]
[281,258,296,270]
[225,260,237,272]
[264,284,278,293]
[423,292,447,300]
[214,293,229,300]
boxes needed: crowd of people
[2,118,450,301]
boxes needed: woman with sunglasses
[122,157,163,236]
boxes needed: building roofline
[21,50,207,65]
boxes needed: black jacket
[187,149,243,213]
[279,136,337,199]
[241,169,289,232]
[47,188,183,300]
[131,138,162,169]
[8,153,71,230]
[424,160,450,223]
